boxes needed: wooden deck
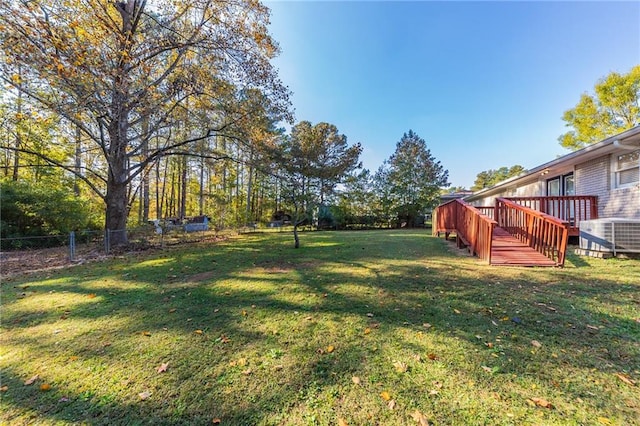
[434,198,568,267]
[490,227,557,267]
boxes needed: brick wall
[576,155,640,219]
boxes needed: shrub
[0,180,101,249]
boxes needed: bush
[0,180,102,249]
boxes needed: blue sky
[265,1,640,189]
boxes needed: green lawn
[1,230,639,425]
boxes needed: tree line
[0,0,449,248]
[2,2,634,248]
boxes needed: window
[546,173,573,196]
[614,150,639,188]
[564,174,575,196]
[547,177,560,196]
[546,173,575,220]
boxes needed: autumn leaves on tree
[0,1,453,247]
[0,0,291,245]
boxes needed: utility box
[579,218,640,255]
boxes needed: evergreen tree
[385,130,449,226]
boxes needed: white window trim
[611,150,640,190]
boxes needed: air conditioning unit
[579,218,640,254]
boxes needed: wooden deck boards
[490,227,558,267]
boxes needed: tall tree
[471,165,525,191]
[273,121,361,247]
[0,0,290,245]
[559,66,640,150]
[384,130,449,226]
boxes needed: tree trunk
[141,119,150,223]
[74,125,82,196]
[293,224,300,248]
[105,166,129,246]
[246,147,254,222]
[180,154,187,219]
[12,71,22,181]
[199,155,205,216]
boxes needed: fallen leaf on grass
[364,328,371,335]
[393,361,408,373]
[212,419,221,424]
[338,418,348,426]
[242,310,247,316]
[411,409,430,425]
[194,329,203,335]
[1,385,8,392]
[453,309,461,314]
[380,391,391,401]
[427,353,438,361]
[242,368,252,375]
[138,391,151,400]
[24,374,39,385]
[531,340,542,348]
[598,417,613,425]
[366,313,374,317]
[169,308,177,313]
[87,293,97,299]
[40,383,51,391]
[528,397,553,409]
[429,389,439,395]
[69,356,79,362]
[141,331,151,337]
[586,324,599,331]
[422,323,432,329]
[615,373,636,386]
[481,365,493,373]
[387,399,396,410]
[352,376,361,385]
[326,345,335,353]
[157,363,169,373]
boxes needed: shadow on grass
[2,230,639,425]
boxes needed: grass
[1,229,639,425]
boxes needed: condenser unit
[579,218,640,255]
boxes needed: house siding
[514,180,542,197]
[575,155,640,219]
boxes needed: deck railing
[504,196,597,236]
[495,198,569,266]
[434,199,497,263]
[476,206,495,220]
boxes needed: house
[440,190,474,204]
[465,126,640,221]
[433,126,640,265]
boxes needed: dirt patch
[0,235,230,279]
[0,245,107,279]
